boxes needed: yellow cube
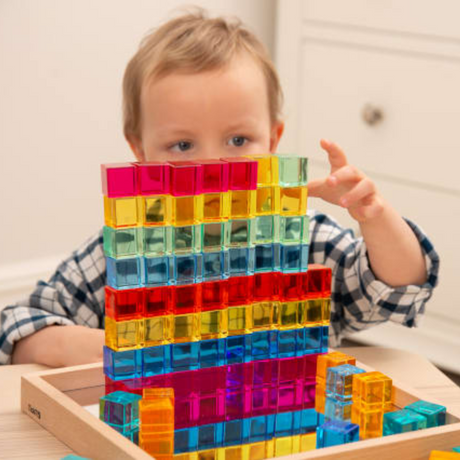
[104,196,139,228]
[144,316,172,346]
[228,305,252,336]
[203,192,230,222]
[230,190,256,219]
[105,316,143,351]
[173,195,203,226]
[255,186,280,216]
[200,309,228,340]
[138,195,172,226]
[280,187,307,216]
[172,313,200,342]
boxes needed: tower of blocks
[100,155,336,458]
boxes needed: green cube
[143,226,172,257]
[254,215,280,244]
[280,215,309,245]
[172,225,202,254]
[202,222,226,252]
[277,154,308,187]
[103,226,140,258]
[226,219,255,248]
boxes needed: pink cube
[221,157,257,190]
[134,162,170,195]
[101,163,137,197]
[199,159,229,193]
[168,161,203,196]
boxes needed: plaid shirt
[0,210,439,365]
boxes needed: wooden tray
[21,360,460,460]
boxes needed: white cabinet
[275,0,460,372]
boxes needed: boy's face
[129,53,284,162]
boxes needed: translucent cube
[172,225,202,254]
[142,226,172,257]
[277,155,308,187]
[255,215,280,244]
[99,390,142,430]
[279,215,309,245]
[103,226,140,258]
[405,400,446,428]
[316,420,359,448]
[326,364,366,402]
[106,257,142,289]
[226,219,255,248]
[383,409,427,436]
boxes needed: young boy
[0,11,439,367]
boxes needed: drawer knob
[362,104,384,126]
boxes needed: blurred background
[1,1,459,375]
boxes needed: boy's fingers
[339,178,376,207]
[307,178,327,198]
[320,139,348,172]
[329,165,364,185]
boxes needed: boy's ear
[269,121,285,153]
[126,135,146,162]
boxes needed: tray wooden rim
[20,360,460,460]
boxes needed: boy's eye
[171,141,193,152]
[228,136,248,147]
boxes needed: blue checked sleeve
[0,230,106,365]
[307,210,440,347]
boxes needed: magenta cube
[101,163,137,197]
[199,159,230,192]
[221,157,257,190]
[168,161,203,196]
[134,162,170,195]
[304,354,319,383]
[303,382,316,408]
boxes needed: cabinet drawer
[302,0,460,41]
[299,40,460,192]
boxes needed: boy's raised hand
[307,139,385,223]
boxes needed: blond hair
[122,8,283,140]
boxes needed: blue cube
[321,326,329,353]
[172,254,202,285]
[304,326,322,354]
[228,247,255,276]
[143,255,170,286]
[197,422,224,450]
[280,244,308,273]
[202,251,228,280]
[251,330,277,360]
[324,397,353,422]
[142,345,171,377]
[383,409,427,436]
[223,419,244,446]
[106,256,142,289]
[175,427,198,453]
[103,346,142,381]
[244,414,275,443]
[170,342,200,372]
[199,338,225,368]
[255,244,280,272]
[405,400,446,428]
[274,410,301,437]
[326,364,366,402]
[316,420,360,448]
[300,408,319,434]
[225,335,251,364]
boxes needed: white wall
[0,0,276,307]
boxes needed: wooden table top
[1,347,459,459]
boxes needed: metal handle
[362,104,384,126]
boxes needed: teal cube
[453,446,460,453]
[277,154,308,187]
[143,226,172,257]
[279,215,309,245]
[383,409,427,436]
[202,222,226,252]
[103,226,140,258]
[226,219,255,248]
[254,215,279,244]
[100,391,142,432]
[316,420,359,448]
[173,225,202,254]
[405,400,446,428]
